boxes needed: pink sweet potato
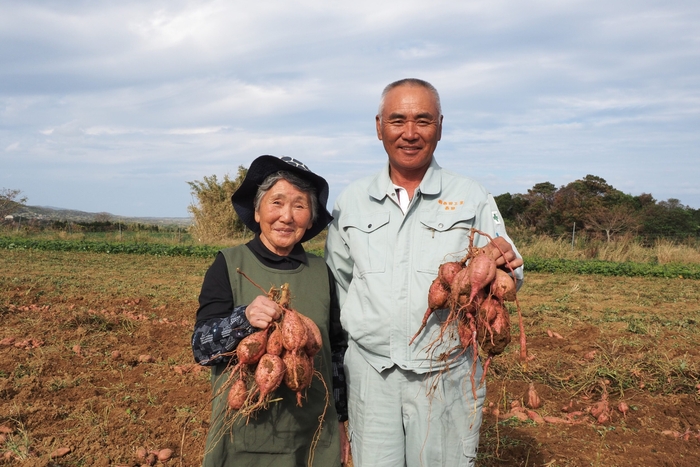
[227,378,248,410]
[477,298,511,357]
[450,266,472,305]
[266,327,283,356]
[410,278,451,345]
[236,331,268,365]
[490,268,517,302]
[255,353,285,399]
[525,382,542,409]
[437,261,463,288]
[281,308,308,353]
[428,277,450,310]
[282,350,313,406]
[299,314,323,357]
[466,252,496,303]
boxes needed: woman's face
[254,179,314,256]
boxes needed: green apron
[202,246,341,467]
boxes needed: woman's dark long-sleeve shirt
[191,235,347,421]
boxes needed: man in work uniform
[325,78,524,467]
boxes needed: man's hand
[245,295,282,329]
[483,236,523,271]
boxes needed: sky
[1,0,699,218]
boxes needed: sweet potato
[135,447,148,460]
[437,261,463,288]
[590,399,610,423]
[450,266,472,306]
[617,401,629,417]
[526,409,545,424]
[477,298,511,357]
[410,278,452,345]
[428,277,450,309]
[266,327,283,356]
[236,331,268,365]
[281,308,308,353]
[228,378,248,410]
[410,228,527,399]
[255,353,285,399]
[490,269,517,302]
[157,449,173,462]
[466,252,496,303]
[282,350,313,406]
[525,382,542,409]
[300,314,323,357]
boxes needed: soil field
[0,249,699,466]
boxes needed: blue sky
[2,0,699,218]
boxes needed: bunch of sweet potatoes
[226,283,323,417]
[410,229,526,395]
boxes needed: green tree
[493,192,527,223]
[579,174,613,198]
[0,188,27,218]
[633,193,656,209]
[555,176,608,220]
[550,175,632,236]
[519,182,557,232]
[640,198,698,239]
[497,176,699,241]
[187,166,248,243]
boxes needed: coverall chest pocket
[342,212,390,276]
[417,208,476,275]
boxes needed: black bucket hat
[231,155,333,243]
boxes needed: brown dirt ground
[0,249,699,466]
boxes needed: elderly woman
[192,155,349,467]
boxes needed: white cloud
[0,0,698,215]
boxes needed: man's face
[376,85,443,176]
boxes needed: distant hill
[8,205,193,227]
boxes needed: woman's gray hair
[253,171,318,223]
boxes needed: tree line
[185,171,699,244]
[3,173,699,244]
[494,175,700,241]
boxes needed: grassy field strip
[3,236,700,279]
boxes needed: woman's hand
[245,295,282,329]
[339,421,351,466]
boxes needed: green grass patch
[0,236,220,258]
[3,236,700,279]
[524,257,700,279]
